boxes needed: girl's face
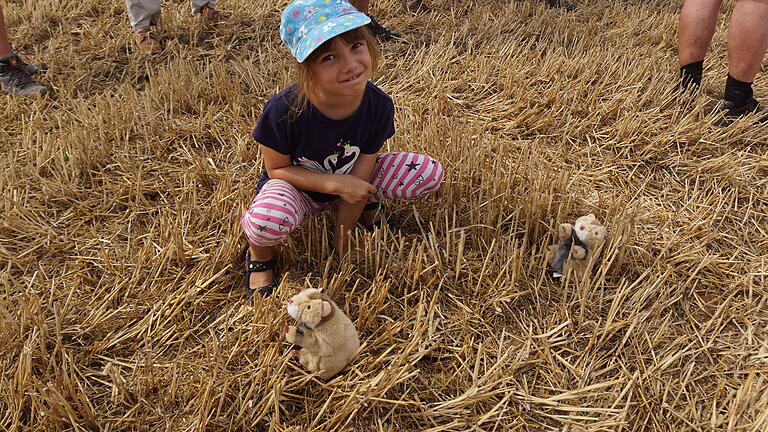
[310,34,371,100]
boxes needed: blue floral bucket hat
[280,0,371,63]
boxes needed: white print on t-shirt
[296,142,360,175]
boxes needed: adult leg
[0,7,12,58]
[241,179,317,293]
[678,0,723,88]
[125,0,161,52]
[190,0,237,29]
[124,0,161,30]
[717,0,768,122]
[191,0,214,16]
[727,0,768,83]
[679,0,723,66]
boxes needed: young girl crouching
[240,0,444,298]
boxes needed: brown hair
[291,26,381,117]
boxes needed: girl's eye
[351,42,363,50]
[320,54,335,62]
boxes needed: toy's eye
[306,305,311,309]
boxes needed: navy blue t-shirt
[253,82,395,202]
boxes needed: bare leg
[678,0,723,66]
[0,7,13,57]
[727,0,768,82]
[247,244,274,290]
[350,0,369,13]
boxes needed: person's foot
[243,249,277,299]
[404,0,430,13]
[201,4,237,31]
[366,15,401,41]
[248,268,275,292]
[0,54,48,97]
[714,97,768,127]
[134,27,161,53]
[15,57,47,76]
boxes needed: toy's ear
[321,301,332,317]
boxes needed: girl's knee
[418,156,444,195]
[241,211,294,247]
[240,197,301,247]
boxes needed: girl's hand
[333,175,377,204]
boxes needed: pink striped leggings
[241,152,444,247]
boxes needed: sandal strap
[245,281,277,300]
[246,258,275,273]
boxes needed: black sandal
[358,202,394,232]
[244,249,277,299]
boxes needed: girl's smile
[341,71,365,83]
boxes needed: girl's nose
[340,55,356,72]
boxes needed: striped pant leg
[240,179,315,247]
[369,152,444,201]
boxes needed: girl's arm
[261,144,376,203]
[334,153,377,253]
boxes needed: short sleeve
[252,95,294,155]
[363,92,395,154]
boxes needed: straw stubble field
[1,0,767,430]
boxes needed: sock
[680,60,703,89]
[723,74,753,107]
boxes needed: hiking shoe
[366,15,401,41]
[0,54,48,97]
[405,0,430,13]
[543,0,577,11]
[201,4,237,31]
[714,97,768,127]
[134,27,161,53]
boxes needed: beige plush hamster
[284,288,360,380]
[546,213,607,278]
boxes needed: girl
[240,0,444,298]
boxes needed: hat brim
[294,13,371,63]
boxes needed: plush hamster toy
[284,288,360,380]
[546,214,607,278]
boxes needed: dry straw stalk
[1,0,767,431]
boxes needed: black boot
[0,54,47,97]
[366,15,401,41]
[715,75,768,126]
